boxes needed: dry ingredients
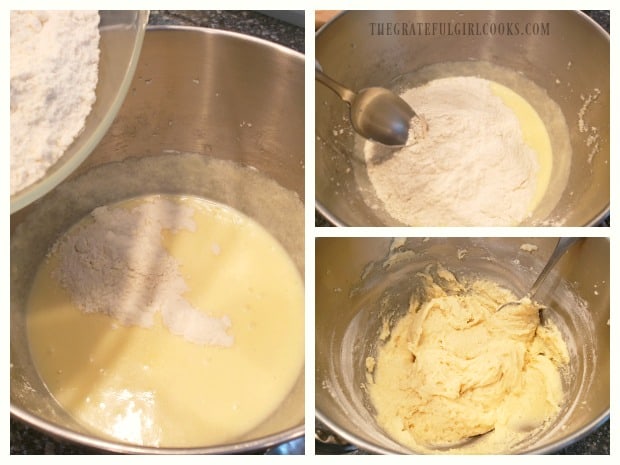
[577,88,602,163]
[51,196,233,347]
[364,76,542,226]
[10,10,100,195]
[367,265,569,454]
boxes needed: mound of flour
[10,10,100,195]
[364,76,539,226]
[51,197,234,347]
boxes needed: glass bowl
[10,10,149,214]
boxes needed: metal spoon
[316,62,417,146]
[497,237,581,312]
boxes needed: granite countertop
[149,10,304,53]
[10,10,303,455]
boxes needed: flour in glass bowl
[10,10,100,195]
[364,76,547,226]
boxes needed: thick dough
[368,265,569,453]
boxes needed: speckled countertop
[10,10,303,455]
[149,10,304,53]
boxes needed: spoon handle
[315,62,356,104]
[528,237,581,298]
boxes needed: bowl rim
[11,406,304,454]
[315,200,610,227]
[145,23,305,61]
[315,408,609,455]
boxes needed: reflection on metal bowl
[316,11,609,226]
[11,26,304,454]
[316,237,609,454]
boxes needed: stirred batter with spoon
[367,261,570,453]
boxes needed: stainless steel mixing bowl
[316,237,609,454]
[11,10,149,214]
[11,26,304,454]
[316,11,609,226]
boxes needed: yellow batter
[490,82,553,212]
[367,265,569,453]
[26,195,304,447]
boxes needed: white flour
[577,88,601,163]
[10,10,100,195]
[364,76,539,226]
[51,197,234,347]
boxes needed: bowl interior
[11,27,305,453]
[11,10,149,214]
[316,11,609,226]
[315,237,609,454]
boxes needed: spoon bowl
[350,87,416,146]
[316,64,416,146]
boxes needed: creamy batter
[491,82,552,212]
[26,194,304,447]
[367,265,569,454]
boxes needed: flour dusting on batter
[51,196,234,347]
[364,76,546,226]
